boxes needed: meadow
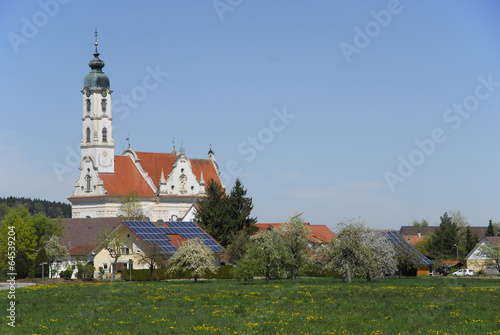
[1,276,499,334]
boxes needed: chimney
[418,231,421,239]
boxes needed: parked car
[453,269,474,276]
[435,266,450,276]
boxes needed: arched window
[86,99,91,112]
[101,99,107,112]
[86,127,91,143]
[102,127,108,142]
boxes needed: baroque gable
[72,156,107,196]
[161,154,204,196]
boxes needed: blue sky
[1,1,500,229]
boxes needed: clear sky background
[1,1,500,230]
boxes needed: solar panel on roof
[378,231,433,266]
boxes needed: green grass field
[1,277,499,334]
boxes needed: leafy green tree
[235,229,288,283]
[226,230,254,265]
[428,212,459,261]
[486,220,495,237]
[0,205,37,262]
[118,191,146,220]
[34,248,50,278]
[412,219,429,227]
[276,217,313,282]
[479,240,500,274]
[167,238,217,282]
[195,180,231,246]
[76,263,95,281]
[33,214,63,249]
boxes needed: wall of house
[416,266,431,277]
[93,227,156,278]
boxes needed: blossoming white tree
[322,220,396,282]
[167,238,217,282]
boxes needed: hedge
[122,265,234,282]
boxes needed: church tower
[81,30,114,173]
[72,31,113,198]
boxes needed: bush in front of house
[60,269,73,280]
[77,263,95,281]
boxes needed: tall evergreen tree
[428,212,459,260]
[486,220,495,237]
[465,227,479,255]
[195,180,231,246]
[227,179,257,233]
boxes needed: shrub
[34,248,50,278]
[122,266,235,282]
[76,263,95,281]
[60,269,73,280]
[15,249,30,279]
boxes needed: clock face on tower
[101,90,107,97]
[98,150,113,168]
[86,90,91,97]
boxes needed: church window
[86,99,91,112]
[102,127,108,142]
[85,174,91,192]
[86,127,91,143]
[101,99,107,112]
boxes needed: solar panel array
[379,230,434,266]
[122,221,224,254]
[123,221,177,253]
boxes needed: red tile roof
[254,223,335,243]
[60,218,122,256]
[69,151,221,199]
[99,156,155,197]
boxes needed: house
[254,223,335,246]
[465,236,500,275]
[53,218,122,279]
[378,230,434,276]
[92,220,225,278]
[399,226,489,247]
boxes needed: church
[69,35,222,221]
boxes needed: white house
[465,236,500,275]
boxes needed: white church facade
[69,35,222,221]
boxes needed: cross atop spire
[94,29,99,52]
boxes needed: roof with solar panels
[120,220,224,256]
[377,230,434,266]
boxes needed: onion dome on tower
[84,30,110,90]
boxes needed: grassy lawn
[1,276,500,334]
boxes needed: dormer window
[86,99,91,112]
[102,127,108,143]
[86,127,91,143]
[101,99,107,112]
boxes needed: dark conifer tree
[486,220,495,237]
[428,212,459,260]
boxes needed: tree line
[0,196,71,219]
